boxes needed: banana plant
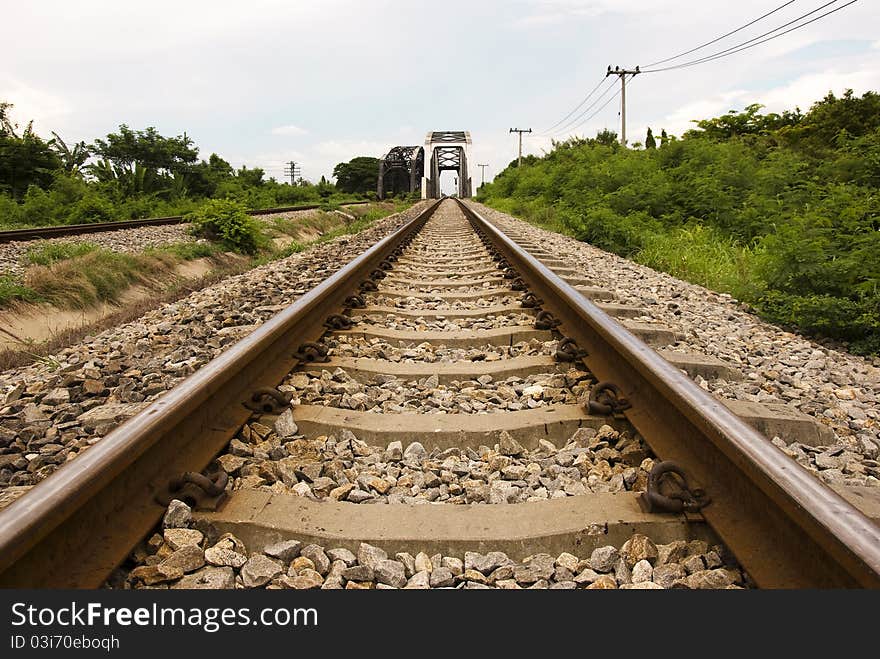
[49,132,91,175]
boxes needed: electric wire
[642,0,857,73]
[536,1,858,146]
[545,77,619,136]
[541,76,609,134]
[643,0,799,68]
[558,75,633,137]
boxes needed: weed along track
[1,199,879,590]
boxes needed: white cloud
[0,76,72,135]
[311,139,392,160]
[756,68,880,113]
[510,0,700,27]
[271,124,308,136]
[516,0,669,18]
[631,62,880,144]
[661,89,750,136]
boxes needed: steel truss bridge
[377,131,472,200]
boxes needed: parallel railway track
[0,201,369,244]
[0,198,878,589]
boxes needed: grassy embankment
[478,92,880,355]
[0,200,410,309]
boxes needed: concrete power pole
[509,128,531,167]
[283,160,301,185]
[477,163,489,188]
[605,66,639,146]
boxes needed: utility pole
[605,65,639,146]
[509,128,531,167]
[283,160,301,185]
[477,163,489,188]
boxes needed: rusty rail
[0,200,439,587]
[0,201,369,244]
[458,199,880,588]
[2,196,878,588]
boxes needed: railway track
[0,198,878,589]
[0,201,369,244]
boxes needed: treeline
[0,103,374,229]
[478,90,880,355]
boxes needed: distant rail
[0,201,370,244]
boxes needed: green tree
[90,125,198,194]
[317,175,334,198]
[782,90,880,154]
[593,128,619,146]
[0,102,61,199]
[333,156,380,194]
[235,165,264,187]
[645,127,656,149]
[184,153,235,197]
[685,103,800,141]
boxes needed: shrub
[20,185,59,226]
[0,194,23,227]
[479,96,880,353]
[186,199,266,254]
[757,291,880,355]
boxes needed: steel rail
[458,199,880,588]
[0,200,440,588]
[0,201,369,244]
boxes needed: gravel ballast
[474,201,880,487]
[110,498,748,590]
[0,203,430,496]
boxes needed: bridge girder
[422,131,472,199]
[377,146,424,200]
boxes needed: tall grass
[25,241,99,266]
[24,250,166,308]
[634,225,765,301]
[0,276,42,306]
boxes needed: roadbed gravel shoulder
[473,202,880,485]
[0,203,431,495]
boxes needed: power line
[643,0,799,68]
[283,160,301,184]
[605,67,639,145]
[559,78,629,137]
[545,77,618,136]
[539,4,799,137]
[477,163,489,187]
[642,0,857,73]
[509,128,532,167]
[541,76,609,134]
[535,1,857,147]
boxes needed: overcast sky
[3,1,878,190]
